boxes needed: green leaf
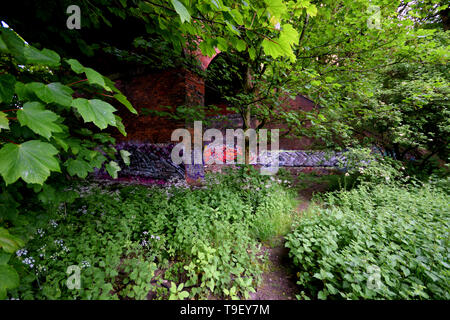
[0,227,24,253]
[248,46,256,60]
[25,82,53,103]
[23,46,60,67]
[17,102,62,139]
[0,264,20,296]
[0,28,26,63]
[120,150,131,166]
[225,21,240,35]
[114,93,137,114]
[14,82,32,101]
[66,158,93,179]
[71,98,117,130]
[264,0,287,17]
[52,133,69,152]
[47,83,73,107]
[306,4,318,17]
[105,161,121,179]
[66,58,85,74]
[0,35,7,52]
[90,152,107,169]
[0,140,60,185]
[261,39,283,59]
[235,39,246,52]
[199,40,217,57]
[230,8,244,25]
[103,76,120,94]
[317,290,327,300]
[115,115,126,136]
[171,0,191,23]
[0,112,9,131]
[261,23,299,61]
[85,67,108,90]
[0,74,16,104]
[216,37,228,51]
[0,252,11,265]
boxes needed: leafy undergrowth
[286,178,450,299]
[7,166,297,300]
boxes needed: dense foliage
[5,167,296,300]
[1,0,449,301]
[286,177,450,299]
[0,26,136,298]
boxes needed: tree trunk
[243,65,253,165]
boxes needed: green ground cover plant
[286,176,450,300]
[5,166,297,300]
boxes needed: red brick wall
[113,69,189,143]
[185,69,204,107]
[264,95,323,150]
[112,67,323,150]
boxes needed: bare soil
[248,180,331,300]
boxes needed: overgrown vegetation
[5,167,296,300]
[1,0,449,301]
[286,175,450,300]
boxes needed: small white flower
[22,257,35,268]
[16,249,28,257]
[345,172,350,177]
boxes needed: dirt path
[249,181,331,300]
[248,241,299,300]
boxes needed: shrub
[285,180,450,299]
